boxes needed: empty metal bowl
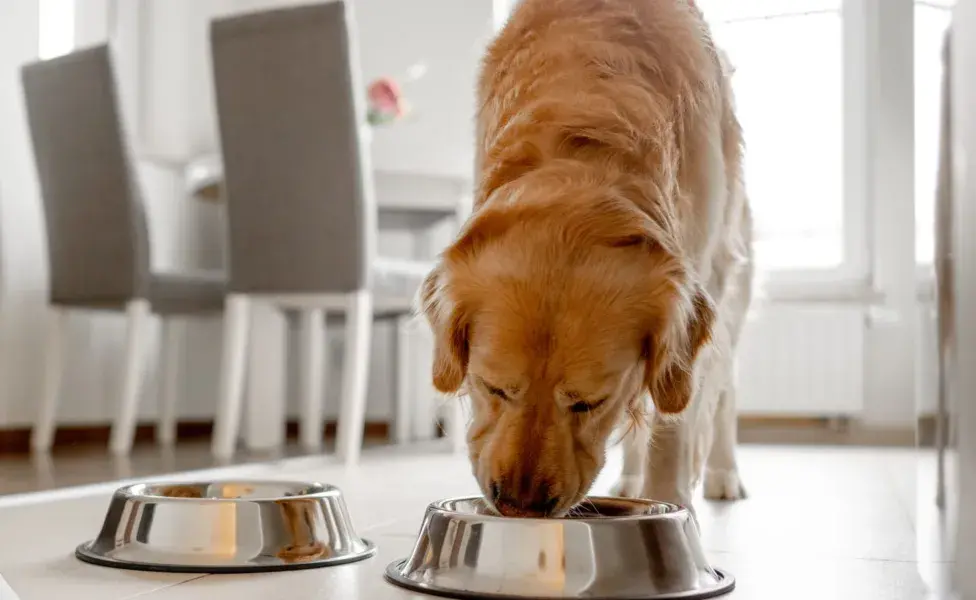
[385,496,733,600]
[76,480,375,573]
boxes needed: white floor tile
[0,494,202,600]
[715,551,932,600]
[697,446,918,561]
[4,556,200,600]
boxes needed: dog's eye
[483,382,510,401]
[569,397,608,414]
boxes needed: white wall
[130,0,494,178]
[0,2,49,425]
[357,0,494,178]
[861,0,918,427]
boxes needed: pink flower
[367,78,405,117]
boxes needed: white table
[178,153,470,218]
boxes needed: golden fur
[421,0,751,517]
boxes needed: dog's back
[476,0,740,283]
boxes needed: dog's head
[420,179,714,517]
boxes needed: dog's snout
[533,493,560,516]
[490,478,561,518]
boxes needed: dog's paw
[703,468,747,501]
[610,475,644,498]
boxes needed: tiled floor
[0,443,957,599]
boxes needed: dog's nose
[489,479,560,517]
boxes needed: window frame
[702,0,936,307]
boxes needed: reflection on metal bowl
[385,496,734,599]
[76,480,375,573]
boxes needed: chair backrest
[210,1,375,295]
[21,45,150,308]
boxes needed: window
[915,0,954,265]
[37,0,75,60]
[698,1,844,272]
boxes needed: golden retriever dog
[420,0,752,517]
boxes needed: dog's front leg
[641,412,698,517]
[703,385,748,500]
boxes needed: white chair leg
[336,290,372,465]
[394,315,412,445]
[244,301,287,452]
[110,299,152,455]
[156,318,183,446]
[212,294,251,460]
[298,309,326,451]
[31,307,68,452]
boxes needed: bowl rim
[426,495,688,523]
[114,480,340,503]
[76,538,377,574]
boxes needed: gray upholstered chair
[21,45,226,455]
[209,2,432,464]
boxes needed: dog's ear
[590,197,714,416]
[419,203,522,394]
[643,281,715,415]
[419,263,469,394]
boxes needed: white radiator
[735,305,866,415]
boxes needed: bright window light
[699,2,844,271]
[38,0,76,60]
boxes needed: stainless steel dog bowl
[75,481,375,573]
[385,496,733,600]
